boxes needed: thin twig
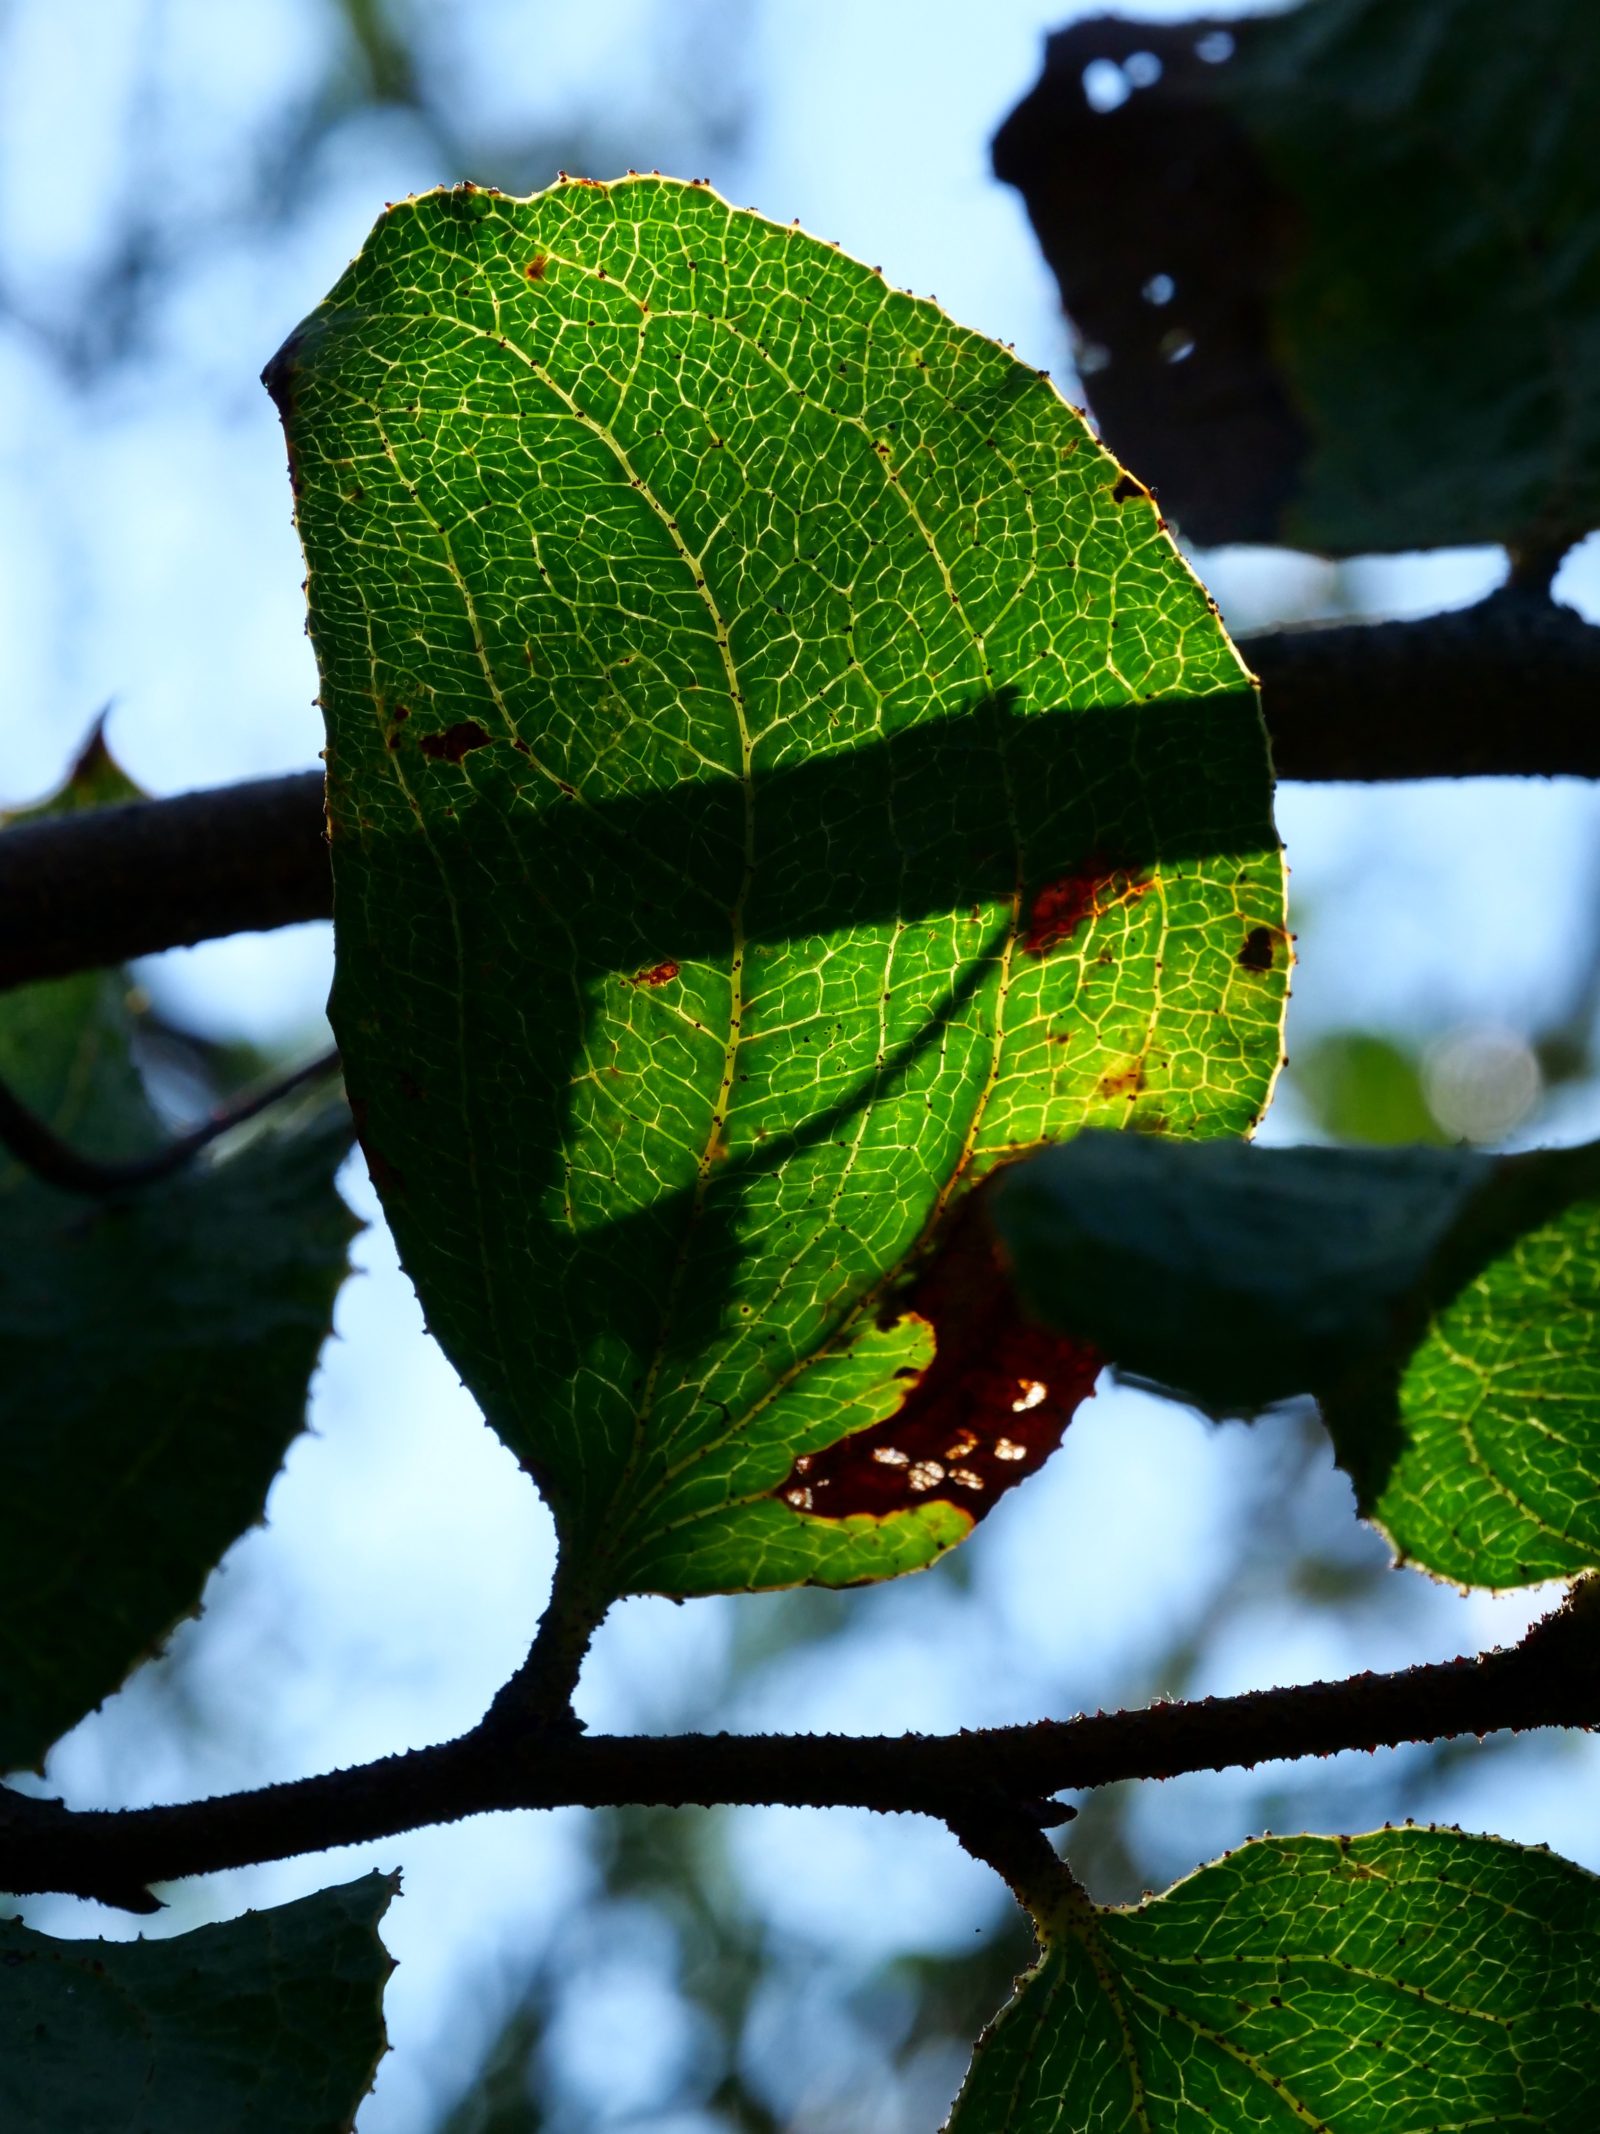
[5,1580,1596,1911]
[0,1048,342,1196]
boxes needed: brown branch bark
[1250,590,1600,783]
[6,1580,1598,1911]
[3,597,1598,993]
[0,768,328,989]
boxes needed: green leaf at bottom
[0,1872,397,2133]
[949,1829,1600,2132]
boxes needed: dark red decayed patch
[633,960,681,987]
[1023,856,1149,954]
[419,720,493,763]
[776,1185,1101,1523]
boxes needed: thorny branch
[3,594,1598,991]
[5,1578,1598,1914]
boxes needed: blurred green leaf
[995,0,1600,556]
[268,173,1285,1605]
[1291,1031,1445,1147]
[0,1872,396,2132]
[996,1130,1600,1586]
[949,1829,1600,2130]
[0,750,357,1774]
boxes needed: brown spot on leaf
[1237,924,1276,971]
[632,960,681,988]
[776,1184,1101,1522]
[419,720,493,763]
[1098,1059,1146,1100]
[526,256,548,280]
[1024,856,1150,954]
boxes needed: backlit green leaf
[949,1829,1600,2131]
[269,174,1285,1602]
[995,0,1600,556]
[0,750,357,1773]
[0,1872,396,2132]
[996,1131,1600,1587]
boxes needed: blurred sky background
[6,3,1600,2129]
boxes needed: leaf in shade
[0,1873,397,2132]
[267,173,1285,1604]
[0,746,357,1774]
[994,1130,1600,1588]
[948,1829,1600,2132]
[993,0,1600,556]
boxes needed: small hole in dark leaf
[1081,58,1130,112]
[1124,50,1162,88]
[1159,329,1196,364]
[1195,28,1235,62]
[1077,340,1112,375]
[1142,273,1175,307]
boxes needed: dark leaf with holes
[994,0,1600,556]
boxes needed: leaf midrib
[347,243,1049,1553]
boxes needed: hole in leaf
[1081,58,1130,113]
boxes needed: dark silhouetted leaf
[949,1828,1600,2131]
[269,174,1285,1602]
[0,1872,396,2131]
[0,749,357,1773]
[994,0,1600,557]
[996,1130,1600,1587]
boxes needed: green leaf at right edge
[0,749,358,1773]
[995,1132,1600,1589]
[0,1871,396,2132]
[948,1829,1600,2132]
[994,0,1600,556]
[267,172,1286,1607]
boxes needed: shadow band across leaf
[337,681,1275,1597]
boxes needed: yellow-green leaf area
[269,174,1285,1601]
[949,1829,1600,2131]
